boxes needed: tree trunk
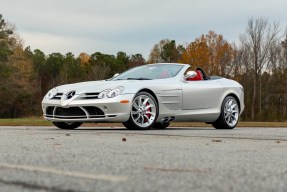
[252,74,257,121]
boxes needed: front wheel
[52,122,82,129]
[212,96,239,129]
[123,92,158,130]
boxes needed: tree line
[0,14,287,121]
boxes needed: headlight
[98,87,124,99]
[44,88,57,99]
[98,89,111,99]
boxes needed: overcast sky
[1,0,287,58]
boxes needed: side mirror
[113,73,120,78]
[184,71,197,80]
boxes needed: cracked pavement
[0,126,287,192]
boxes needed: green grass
[0,118,51,126]
[0,118,287,127]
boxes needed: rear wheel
[123,92,158,130]
[212,96,239,129]
[52,122,82,129]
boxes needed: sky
[1,0,287,59]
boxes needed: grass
[0,117,287,127]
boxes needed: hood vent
[79,92,100,99]
[51,93,63,100]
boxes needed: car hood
[55,80,141,94]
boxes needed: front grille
[55,107,86,117]
[45,106,105,119]
[46,106,55,115]
[51,93,63,100]
[84,106,104,115]
[79,92,100,99]
[51,92,100,100]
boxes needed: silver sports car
[42,63,244,130]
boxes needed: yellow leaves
[179,31,234,77]
[9,46,33,76]
[78,52,91,67]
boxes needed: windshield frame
[110,64,185,81]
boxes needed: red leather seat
[187,70,204,81]
[160,70,171,79]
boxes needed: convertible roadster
[42,63,244,130]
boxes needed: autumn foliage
[1,14,287,121]
[179,31,234,76]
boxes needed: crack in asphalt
[96,131,287,141]
[31,129,287,141]
[0,163,128,182]
[0,178,78,192]
[0,162,128,192]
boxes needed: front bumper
[42,94,134,122]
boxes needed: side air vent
[162,116,175,123]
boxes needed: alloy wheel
[131,95,157,128]
[224,98,239,127]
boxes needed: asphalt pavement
[0,126,286,192]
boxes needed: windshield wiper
[127,77,152,80]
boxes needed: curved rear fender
[219,88,244,114]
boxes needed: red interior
[160,70,171,78]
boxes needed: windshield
[112,64,184,80]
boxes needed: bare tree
[88,64,111,80]
[281,29,287,70]
[240,18,280,121]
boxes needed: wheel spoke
[146,111,155,117]
[144,115,150,124]
[133,102,139,110]
[140,115,144,124]
[231,104,237,110]
[227,116,231,124]
[132,110,139,115]
[145,104,154,110]
[232,115,238,122]
[143,98,149,106]
[138,96,143,107]
[224,111,228,117]
[135,115,141,122]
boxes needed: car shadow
[66,127,213,131]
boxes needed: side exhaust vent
[162,116,175,123]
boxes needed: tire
[123,92,158,130]
[52,122,82,129]
[212,96,239,129]
[153,122,170,129]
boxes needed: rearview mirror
[184,71,197,80]
[113,73,120,78]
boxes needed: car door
[181,79,223,110]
